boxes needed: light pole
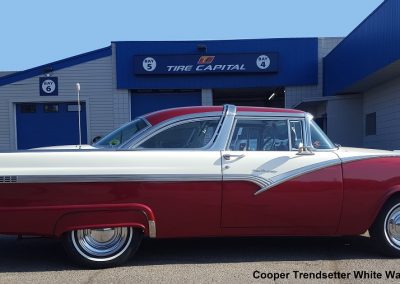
[75,83,82,147]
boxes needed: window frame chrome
[126,115,223,150]
[225,115,307,152]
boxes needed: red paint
[143,106,302,126]
[338,157,400,235]
[222,165,343,235]
[1,157,400,238]
[143,106,224,125]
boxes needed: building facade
[0,0,399,151]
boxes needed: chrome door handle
[223,154,245,160]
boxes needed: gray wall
[0,56,118,151]
[285,37,343,108]
[327,95,363,147]
[363,76,400,150]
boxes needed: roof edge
[0,46,112,87]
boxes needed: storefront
[0,0,398,151]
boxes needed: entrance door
[131,92,201,119]
[221,117,342,234]
[16,102,87,149]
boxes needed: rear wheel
[370,197,400,257]
[63,226,143,268]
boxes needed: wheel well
[371,191,400,229]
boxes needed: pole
[76,83,82,147]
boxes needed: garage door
[16,102,87,150]
[131,92,201,119]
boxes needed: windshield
[310,120,335,150]
[94,118,149,148]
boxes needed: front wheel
[370,197,400,257]
[62,227,143,268]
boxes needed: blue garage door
[16,102,87,150]
[131,92,202,119]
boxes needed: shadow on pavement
[0,234,387,273]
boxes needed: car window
[137,119,219,149]
[289,120,303,150]
[310,120,335,149]
[229,119,291,151]
[95,118,149,147]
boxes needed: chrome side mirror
[297,142,314,155]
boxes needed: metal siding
[0,47,112,87]
[363,77,400,150]
[114,38,318,89]
[324,0,400,96]
[0,56,114,151]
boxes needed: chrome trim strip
[236,111,306,118]
[128,114,223,150]
[148,220,156,238]
[253,159,342,195]
[16,174,222,184]
[123,112,223,149]
[212,105,236,150]
[340,154,400,164]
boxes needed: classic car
[1,104,400,268]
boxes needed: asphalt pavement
[1,234,400,283]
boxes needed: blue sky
[0,0,383,71]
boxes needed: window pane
[289,120,303,149]
[139,119,219,149]
[229,119,289,151]
[310,120,335,149]
[44,104,59,113]
[365,112,376,136]
[95,118,148,147]
[20,104,36,113]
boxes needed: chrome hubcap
[385,205,400,249]
[72,227,132,261]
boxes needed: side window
[289,120,303,150]
[138,119,219,149]
[228,119,290,151]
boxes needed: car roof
[143,105,304,126]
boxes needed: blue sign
[134,53,278,75]
[39,77,58,96]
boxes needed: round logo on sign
[256,55,271,70]
[41,79,56,94]
[142,57,157,72]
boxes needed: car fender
[53,203,156,238]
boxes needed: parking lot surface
[1,234,400,283]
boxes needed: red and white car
[1,105,400,268]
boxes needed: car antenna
[75,83,82,148]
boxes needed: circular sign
[142,57,157,72]
[41,79,56,94]
[256,55,271,70]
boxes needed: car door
[131,116,224,237]
[221,117,343,235]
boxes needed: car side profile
[1,105,400,268]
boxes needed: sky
[0,0,384,71]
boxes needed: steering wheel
[262,137,275,151]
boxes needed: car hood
[29,144,97,150]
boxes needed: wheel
[370,197,400,257]
[62,226,143,268]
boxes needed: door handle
[223,154,245,160]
